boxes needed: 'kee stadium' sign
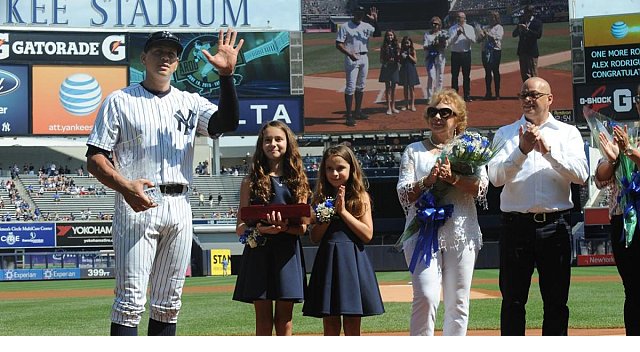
[0,0,302,31]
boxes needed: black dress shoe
[346,117,356,126]
[355,112,369,120]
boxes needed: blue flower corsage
[239,227,266,248]
[314,197,337,223]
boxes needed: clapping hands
[519,123,550,155]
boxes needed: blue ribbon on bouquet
[427,49,439,70]
[408,192,454,273]
[618,170,640,247]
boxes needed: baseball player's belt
[159,184,188,195]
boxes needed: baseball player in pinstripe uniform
[336,6,380,127]
[86,29,244,336]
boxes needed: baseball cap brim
[144,31,183,55]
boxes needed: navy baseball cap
[144,31,183,55]
[354,6,366,13]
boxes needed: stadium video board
[573,12,640,122]
[302,1,576,134]
[128,31,303,135]
[0,0,303,136]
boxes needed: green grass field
[303,22,571,75]
[0,266,624,335]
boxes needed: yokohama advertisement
[56,221,113,247]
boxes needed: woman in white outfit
[396,89,487,335]
[423,17,448,101]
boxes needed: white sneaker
[392,108,400,113]
[386,109,392,115]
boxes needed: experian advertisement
[31,65,128,135]
[0,222,56,248]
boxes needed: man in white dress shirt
[448,12,476,102]
[488,77,588,335]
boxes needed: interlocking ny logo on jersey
[174,109,196,134]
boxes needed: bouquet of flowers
[583,106,614,157]
[440,131,503,174]
[434,30,449,47]
[239,227,266,248]
[427,30,449,70]
[314,197,336,223]
[429,131,504,202]
[584,106,640,247]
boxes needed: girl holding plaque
[232,121,311,336]
[302,145,384,335]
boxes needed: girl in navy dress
[399,36,420,111]
[302,145,384,335]
[378,30,401,115]
[233,121,311,336]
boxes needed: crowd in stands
[195,160,210,175]
[5,162,88,178]
[302,0,350,15]
[220,165,247,175]
[303,145,403,174]
[1,178,35,222]
[452,0,519,11]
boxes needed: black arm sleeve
[207,75,240,136]
[85,145,114,164]
[372,21,381,37]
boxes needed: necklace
[428,134,446,149]
[271,175,284,187]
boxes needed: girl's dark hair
[401,36,415,55]
[312,144,370,219]
[250,121,310,204]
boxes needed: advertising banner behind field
[31,65,128,135]
[56,221,113,247]
[0,31,127,64]
[0,268,83,281]
[573,82,640,122]
[584,13,640,47]
[582,14,640,84]
[233,97,303,134]
[0,269,43,281]
[210,249,231,276]
[0,64,29,135]
[0,222,56,249]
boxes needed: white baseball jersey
[87,83,218,186]
[336,20,376,54]
[87,83,219,327]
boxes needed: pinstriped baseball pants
[110,194,192,327]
